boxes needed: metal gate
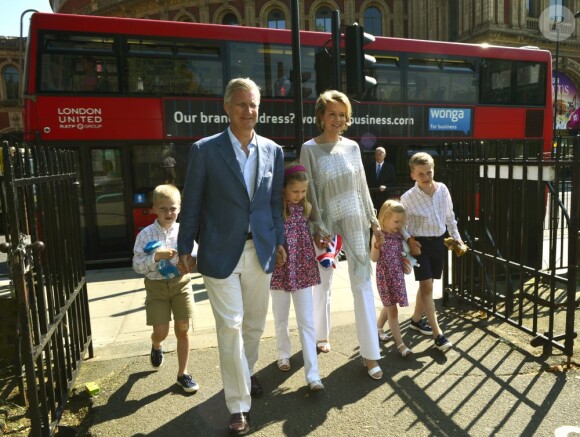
[0,141,93,436]
[442,137,578,359]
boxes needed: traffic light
[345,24,377,96]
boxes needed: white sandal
[316,341,331,353]
[378,330,392,342]
[397,343,413,358]
[361,357,383,380]
[277,358,291,371]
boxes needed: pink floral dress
[270,202,321,292]
[376,231,408,307]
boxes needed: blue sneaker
[150,347,163,368]
[409,318,433,336]
[177,374,199,393]
[434,334,453,351]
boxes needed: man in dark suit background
[178,77,286,435]
[365,146,397,215]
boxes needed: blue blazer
[177,130,285,279]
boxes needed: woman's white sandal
[316,341,331,353]
[361,357,383,380]
[277,358,291,371]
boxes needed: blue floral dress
[270,203,321,292]
[376,231,408,307]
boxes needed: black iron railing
[0,141,93,436]
[442,138,578,360]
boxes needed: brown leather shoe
[228,412,250,435]
[250,375,263,398]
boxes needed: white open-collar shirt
[400,182,461,241]
[228,127,258,232]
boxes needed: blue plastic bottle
[144,240,180,278]
[157,259,180,279]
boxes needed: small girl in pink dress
[370,200,413,357]
[270,164,323,391]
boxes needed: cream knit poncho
[300,137,379,280]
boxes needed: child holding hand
[370,200,413,357]
[133,184,199,393]
[270,164,324,392]
[401,152,462,351]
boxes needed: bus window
[75,55,118,92]
[480,59,513,104]
[230,42,316,99]
[444,58,477,103]
[515,61,546,106]
[231,42,283,97]
[407,56,477,103]
[91,148,127,245]
[39,32,119,93]
[373,55,401,102]
[130,143,189,198]
[125,38,223,95]
[299,47,316,99]
[194,58,224,96]
[40,53,119,92]
[40,54,73,91]
[408,57,440,101]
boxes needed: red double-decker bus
[23,12,553,263]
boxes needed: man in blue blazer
[178,77,286,435]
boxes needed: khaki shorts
[144,275,193,326]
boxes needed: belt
[246,232,253,240]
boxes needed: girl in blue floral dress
[270,164,324,391]
[370,200,413,357]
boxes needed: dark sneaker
[434,334,453,351]
[177,374,199,393]
[409,318,433,335]
[150,346,163,368]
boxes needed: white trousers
[203,240,271,414]
[271,287,320,384]
[312,246,380,361]
[313,246,334,342]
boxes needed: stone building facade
[0,38,24,136]
[1,0,579,135]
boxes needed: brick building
[0,37,23,137]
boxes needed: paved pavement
[85,261,419,360]
[72,261,580,436]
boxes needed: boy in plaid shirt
[400,153,464,352]
[133,184,199,392]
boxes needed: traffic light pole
[291,0,304,154]
[331,10,341,91]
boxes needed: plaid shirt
[400,182,460,241]
[133,220,196,280]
